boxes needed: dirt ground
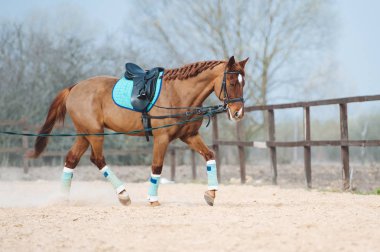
[1,180,380,252]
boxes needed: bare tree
[124,0,334,136]
[0,10,141,165]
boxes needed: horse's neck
[168,64,224,108]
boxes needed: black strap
[140,105,226,142]
[142,112,153,141]
[150,105,225,119]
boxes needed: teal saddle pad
[112,72,163,112]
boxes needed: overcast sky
[335,0,380,97]
[1,0,380,99]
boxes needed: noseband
[219,70,245,108]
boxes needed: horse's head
[214,56,249,121]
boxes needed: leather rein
[0,71,245,140]
[147,69,245,123]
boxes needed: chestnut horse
[30,56,248,206]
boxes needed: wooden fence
[212,94,380,190]
[1,94,380,190]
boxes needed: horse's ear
[227,56,235,67]
[239,57,249,68]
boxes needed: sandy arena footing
[0,181,379,252]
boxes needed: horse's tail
[28,85,75,158]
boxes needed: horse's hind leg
[87,135,131,206]
[62,136,89,196]
[147,135,170,207]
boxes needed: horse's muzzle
[227,107,244,121]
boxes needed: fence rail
[1,94,380,190]
[215,140,380,147]
[245,94,380,111]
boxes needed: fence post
[236,121,246,184]
[211,115,221,182]
[339,103,350,190]
[170,148,176,181]
[267,110,277,185]
[191,150,196,180]
[22,135,29,174]
[303,107,312,188]
[21,120,29,174]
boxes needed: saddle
[125,63,164,112]
[124,63,164,141]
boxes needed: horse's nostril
[234,111,239,118]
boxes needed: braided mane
[164,60,225,81]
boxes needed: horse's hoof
[150,201,161,207]
[119,196,131,206]
[204,191,215,206]
[118,190,131,206]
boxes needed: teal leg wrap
[100,166,125,193]
[61,168,73,195]
[148,174,161,202]
[206,160,218,190]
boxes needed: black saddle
[124,62,164,142]
[125,63,164,112]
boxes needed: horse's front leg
[148,135,170,207]
[181,133,218,206]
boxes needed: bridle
[219,70,245,109]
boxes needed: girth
[142,112,153,141]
